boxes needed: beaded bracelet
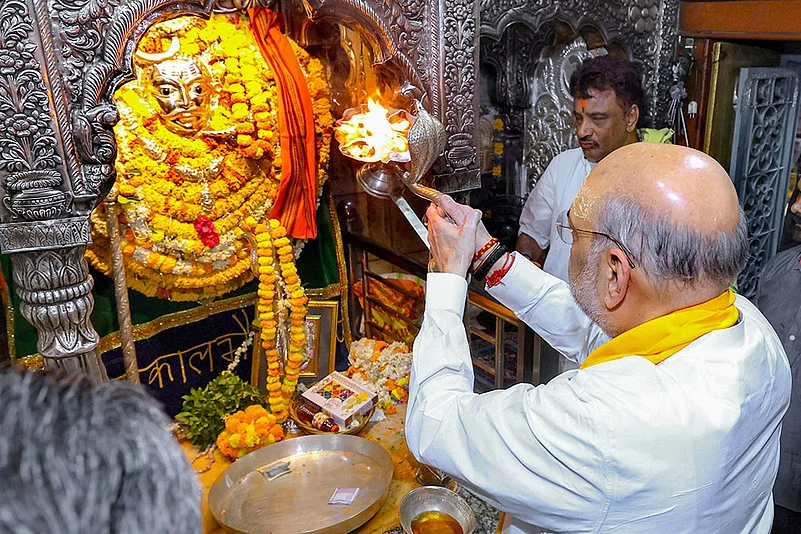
[475,244,508,280]
[471,241,501,276]
[472,237,498,265]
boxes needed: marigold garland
[86,13,333,302]
[252,219,308,422]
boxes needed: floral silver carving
[0,217,90,253]
[50,0,121,105]
[0,0,67,223]
[730,68,800,298]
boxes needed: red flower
[194,216,219,248]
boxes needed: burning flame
[335,98,412,163]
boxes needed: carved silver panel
[301,0,481,193]
[480,0,679,195]
[730,68,800,298]
[0,0,69,231]
[523,38,605,195]
[480,0,679,128]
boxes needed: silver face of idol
[148,58,213,135]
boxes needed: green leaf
[174,372,269,449]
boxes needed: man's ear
[602,247,632,310]
[625,104,639,133]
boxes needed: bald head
[570,143,748,302]
[577,143,740,235]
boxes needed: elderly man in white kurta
[406,143,791,534]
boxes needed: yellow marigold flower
[228,83,245,94]
[494,142,504,156]
[241,65,258,80]
[262,327,277,339]
[229,433,241,449]
[494,118,504,130]
[237,134,253,147]
[236,122,255,134]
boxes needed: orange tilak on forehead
[577,98,588,113]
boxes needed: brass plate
[209,434,394,534]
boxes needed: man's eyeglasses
[555,209,637,269]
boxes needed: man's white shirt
[518,147,594,283]
[406,255,791,533]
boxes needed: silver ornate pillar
[0,0,104,377]
[0,0,213,379]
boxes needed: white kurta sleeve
[488,253,609,364]
[518,162,558,249]
[406,272,611,532]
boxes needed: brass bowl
[399,486,476,534]
[288,397,374,436]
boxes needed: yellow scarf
[580,289,739,370]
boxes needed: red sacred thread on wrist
[486,252,515,287]
[472,237,498,265]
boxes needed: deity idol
[87,12,333,420]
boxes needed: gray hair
[590,194,749,292]
[0,368,201,534]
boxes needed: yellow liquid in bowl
[411,511,464,534]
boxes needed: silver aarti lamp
[336,90,448,248]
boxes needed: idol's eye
[162,88,171,96]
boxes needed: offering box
[302,371,378,428]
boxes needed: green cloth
[641,127,674,144]
[3,194,340,358]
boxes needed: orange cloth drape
[249,8,318,239]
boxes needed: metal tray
[209,434,394,534]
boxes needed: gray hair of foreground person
[588,193,749,294]
[0,367,201,534]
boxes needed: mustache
[579,136,598,146]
